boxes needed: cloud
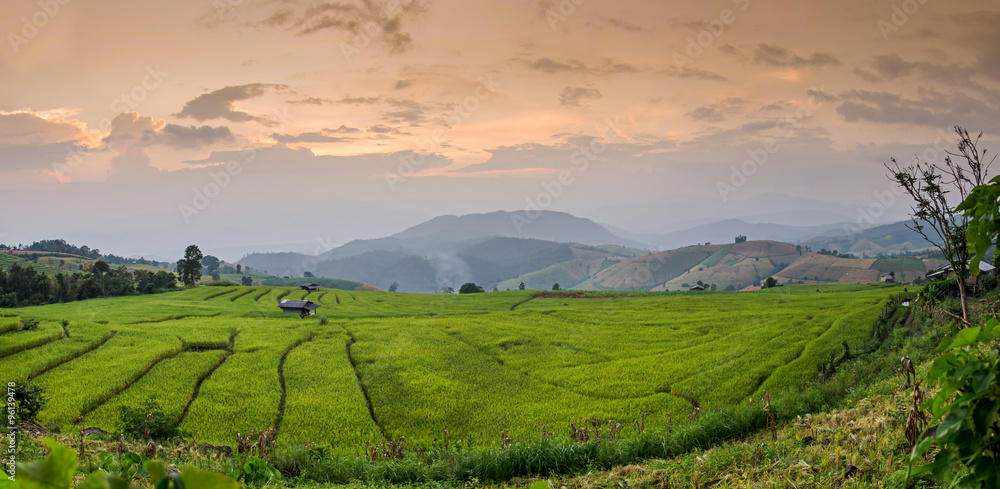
[160,124,234,149]
[751,44,839,68]
[270,132,352,143]
[524,58,638,75]
[606,17,643,32]
[339,95,430,124]
[289,97,331,105]
[212,0,429,54]
[559,87,602,107]
[394,79,415,89]
[174,83,285,124]
[0,111,89,145]
[836,89,1000,129]
[324,125,363,134]
[103,112,166,177]
[685,98,744,122]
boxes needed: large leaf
[178,465,240,489]
[14,438,76,489]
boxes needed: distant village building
[279,299,320,317]
[880,274,895,283]
[689,284,705,291]
[299,283,320,292]
[927,262,996,282]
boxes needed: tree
[241,276,253,286]
[459,282,484,294]
[177,245,204,287]
[764,277,777,288]
[888,126,992,324]
[710,283,717,291]
[552,283,560,291]
[441,286,454,294]
[201,255,220,274]
[518,281,526,290]
[303,271,315,278]
[210,269,221,281]
[236,264,242,274]
[796,245,802,255]
[388,282,399,292]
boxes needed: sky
[1,0,999,260]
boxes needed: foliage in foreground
[0,438,238,489]
[910,319,1000,488]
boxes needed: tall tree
[177,245,204,287]
[887,126,992,324]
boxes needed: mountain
[392,210,632,246]
[589,240,942,292]
[638,219,853,251]
[803,220,937,256]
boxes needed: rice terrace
[3,283,901,450]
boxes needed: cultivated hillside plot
[1,284,901,450]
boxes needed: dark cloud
[160,124,234,149]
[339,95,430,124]
[270,132,351,143]
[394,79,415,89]
[217,0,429,54]
[607,17,643,32]
[752,44,839,68]
[174,84,285,124]
[0,142,84,172]
[559,87,602,107]
[661,66,727,81]
[836,89,1000,129]
[324,125,363,134]
[950,11,1000,82]
[290,97,331,105]
[368,124,405,134]
[759,102,788,111]
[686,98,743,122]
[524,58,638,75]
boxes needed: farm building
[689,284,705,291]
[299,283,320,291]
[279,299,320,317]
[927,261,996,282]
[880,274,895,282]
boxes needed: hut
[279,299,320,317]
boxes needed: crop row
[85,350,228,431]
[0,322,111,383]
[33,329,183,427]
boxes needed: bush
[12,380,48,424]
[459,283,484,294]
[20,318,39,331]
[207,280,238,287]
[118,397,185,440]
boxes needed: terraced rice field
[0,283,902,450]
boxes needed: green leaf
[948,327,982,350]
[178,465,240,489]
[937,407,969,438]
[76,471,110,489]
[15,438,77,489]
[143,461,166,486]
[529,482,552,489]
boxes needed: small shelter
[927,261,996,282]
[689,284,705,291]
[880,274,895,282]
[300,283,320,292]
[279,299,320,318]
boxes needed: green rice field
[0,283,903,451]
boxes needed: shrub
[207,280,238,287]
[118,397,185,440]
[12,380,48,424]
[20,318,39,331]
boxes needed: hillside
[589,240,941,292]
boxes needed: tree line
[0,260,177,307]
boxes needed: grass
[7,283,905,457]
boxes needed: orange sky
[1,0,998,256]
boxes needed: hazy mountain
[637,219,854,251]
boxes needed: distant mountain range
[237,210,938,293]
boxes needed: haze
[2,0,998,261]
